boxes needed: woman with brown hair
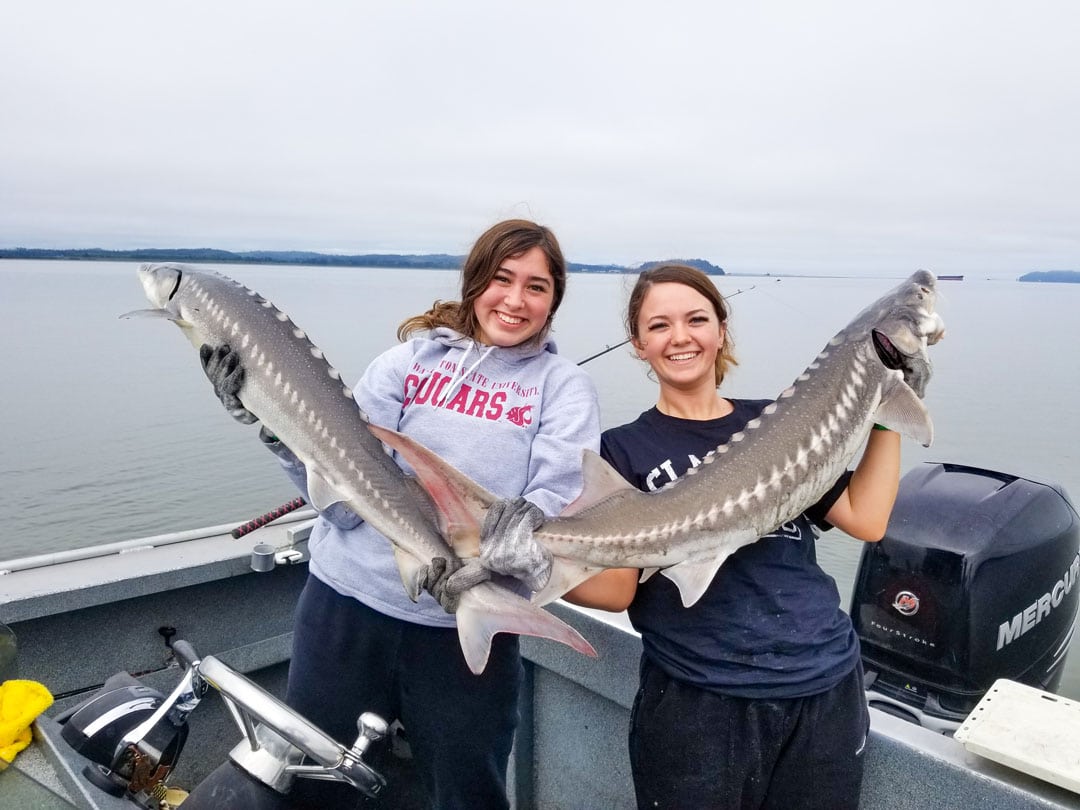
[201,219,600,808]
[573,263,897,809]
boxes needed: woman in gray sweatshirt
[202,218,600,809]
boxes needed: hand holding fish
[199,344,258,424]
[201,343,367,528]
[421,556,490,613]
[423,498,550,608]
[479,498,552,591]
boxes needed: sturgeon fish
[369,270,946,609]
[123,263,596,673]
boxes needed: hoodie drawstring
[437,341,495,406]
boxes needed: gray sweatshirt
[278,327,601,627]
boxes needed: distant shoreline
[0,247,725,276]
[6,249,1077,282]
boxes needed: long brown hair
[398,219,567,342]
[626,264,738,387]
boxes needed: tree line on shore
[0,247,725,275]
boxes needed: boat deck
[2,517,1078,809]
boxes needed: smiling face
[634,281,727,392]
[473,246,556,347]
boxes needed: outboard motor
[851,463,1080,733]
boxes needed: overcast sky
[2,1,1077,275]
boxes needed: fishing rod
[576,282,769,366]
[231,496,308,538]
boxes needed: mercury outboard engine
[851,463,1080,733]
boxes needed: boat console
[50,639,386,809]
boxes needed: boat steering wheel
[174,641,387,798]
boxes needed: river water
[2,259,1078,698]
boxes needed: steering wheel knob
[354,712,389,755]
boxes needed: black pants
[629,658,869,810]
[284,574,522,810]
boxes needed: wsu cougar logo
[506,406,533,427]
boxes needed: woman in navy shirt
[566,264,901,810]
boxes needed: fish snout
[923,312,946,345]
[137,263,184,308]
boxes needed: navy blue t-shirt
[600,401,860,699]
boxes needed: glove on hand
[421,556,490,613]
[199,344,258,424]
[479,497,551,591]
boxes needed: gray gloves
[421,557,490,613]
[199,344,257,424]
[200,344,360,531]
[478,497,551,591]
[421,497,551,613]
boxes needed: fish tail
[367,423,496,554]
[454,585,597,674]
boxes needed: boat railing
[0,510,317,575]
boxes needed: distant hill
[639,258,725,275]
[0,247,464,269]
[1018,270,1080,283]
[0,247,724,275]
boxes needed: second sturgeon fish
[371,270,946,609]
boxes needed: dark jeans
[629,658,870,810]
[284,574,522,810]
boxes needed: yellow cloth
[0,679,54,763]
